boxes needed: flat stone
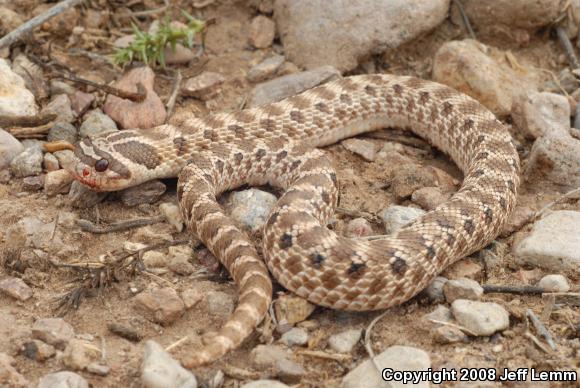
[44,169,74,196]
[142,251,167,269]
[0,128,24,169]
[37,371,88,388]
[248,54,285,83]
[341,138,377,161]
[513,211,580,273]
[104,67,166,129]
[68,180,108,208]
[328,329,362,353]
[182,71,226,101]
[249,15,276,48]
[275,358,306,384]
[443,278,484,303]
[134,287,186,325]
[248,66,340,107]
[86,362,110,376]
[252,344,291,368]
[512,92,570,139]
[433,39,534,116]
[432,325,467,344]
[31,317,75,350]
[275,0,449,72]
[62,339,101,371]
[412,186,449,210]
[206,291,235,316]
[537,274,570,292]
[79,109,118,139]
[227,188,277,232]
[0,58,38,116]
[168,253,195,276]
[422,305,453,326]
[380,205,426,234]
[524,135,580,189]
[181,288,204,309]
[70,90,95,116]
[141,340,197,388]
[274,294,316,325]
[280,327,309,347]
[341,345,431,388]
[119,180,166,206]
[391,164,437,199]
[42,94,75,123]
[451,300,510,336]
[0,276,33,301]
[22,175,44,191]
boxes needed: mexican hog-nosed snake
[69,74,520,367]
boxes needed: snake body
[70,75,520,367]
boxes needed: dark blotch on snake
[391,257,408,275]
[311,253,325,268]
[279,233,293,249]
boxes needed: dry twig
[534,187,580,221]
[57,73,147,103]
[0,113,56,128]
[482,284,546,295]
[454,0,476,40]
[527,309,557,351]
[77,215,165,234]
[296,349,352,363]
[556,26,580,69]
[165,70,182,121]
[43,141,75,153]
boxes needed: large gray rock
[512,92,570,139]
[451,300,509,336]
[141,340,197,388]
[274,0,450,72]
[513,211,580,273]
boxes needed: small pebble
[275,358,306,384]
[142,250,167,269]
[42,94,75,123]
[538,274,570,292]
[423,276,448,303]
[274,294,316,325]
[168,253,195,276]
[70,90,95,116]
[37,371,88,388]
[44,169,74,196]
[86,362,110,376]
[345,217,373,238]
[227,188,277,232]
[62,339,101,371]
[432,325,467,344]
[249,15,276,48]
[0,276,33,301]
[391,164,437,199]
[442,258,484,282]
[181,288,204,309]
[248,55,285,83]
[443,278,484,303]
[182,71,226,101]
[206,291,235,316]
[159,202,184,232]
[43,153,60,171]
[79,109,118,139]
[411,186,449,210]
[451,300,510,336]
[280,327,309,347]
[252,344,291,368]
[242,381,289,388]
[328,329,362,353]
[10,146,43,178]
[380,205,426,234]
[133,287,186,325]
[422,305,453,326]
[48,121,78,144]
[32,318,75,350]
[141,340,197,388]
[21,339,56,362]
[68,181,108,208]
[0,128,24,169]
[22,175,44,191]
[341,138,377,161]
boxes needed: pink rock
[103,67,166,129]
[70,90,94,117]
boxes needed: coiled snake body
[70,75,520,367]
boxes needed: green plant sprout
[113,11,205,68]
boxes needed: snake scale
[69,74,520,367]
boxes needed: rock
[50,80,76,95]
[70,90,95,116]
[248,66,340,107]
[341,345,431,388]
[182,72,226,101]
[48,122,78,144]
[142,251,167,268]
[44,169,74,196]
[0,58,38,116]
[149,20,197,65]
[0,276,33,301]
[433,39,532,116]
[53,150,76,170]
[537,274,570,292]
[21,339,56,362]
[4,216,46,251]
[443,278,484,303]
[432,325,467,344]
[451,300,510,336]
[168,253,195,276]
[341,138,377,161]
[206,291,235,316]
[12,54,48,100]
[422,305,453,326]
[68,181,108,208]
[22,175,44,191]
[252,344,291,368]
[10,146,43,177]
[249,15,276,48]
[114,34,135,48]
[79,109,118,139]
[181,288,204,309]
[242,381,289,388]
[500,205,535,237]
[42,94,75,123]
[512,92,570,139]
[62,339,101,371]
[328,329,362,353]
[275,0,449,72]
[0,352,28,387]
[274,294,316,325]
[380,205,426,234]
[248,54,285,82]
[280,327,309,347]
[275,358,306,384]
[277,61,300,76]
[513,211,580,273]
[37,371,88,388]
[0,169,9,183]
[524,135,580,189]
[454,0,560,32]
[104,67,167,129]
[141,340,197,388]
[345,217,373,238]
[134,287,186,325]
[159,202,184,232]
[86,362,110,376]
[442,258,484,282]
[31,317,75,350]
[33,3,79,36]
[423,276,447,303]
[119,180,167,206]
[412,187,449,210]
[0,128,24,169]
[391,164,438,199]
[0,8,24,35]
[227,188,277,232]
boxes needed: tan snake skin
[69,74,520,367]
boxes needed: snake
[68,74,520,367]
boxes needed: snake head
[66,135,135,192]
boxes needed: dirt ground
[0,1,578,387]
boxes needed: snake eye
[95,158,109,172]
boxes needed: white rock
[432,325,467,344]
[9,146,43,177]
[345,217,373,238]
[37,371,88,388]
[341,345,431,388]
[249,15,276,48]
[159,202,184,232]
[0,128,24,169]
[514,211,580,273]
[422,305,453,326]
[380,205,426,234]
[512,92,570,139]
[275,0,450,72]
[538,274,570,292]
[44,169,74,196]
[141,340,197,388]
[433,39,533,116]
[341,138,377,161]
[524,135,580,190]
[328,329,362,353]
[0,58,38,116]
[227,188,277,232]
[43,152,60,171]
[451,300,509,336]
[280,327,309,347]
[242,381,290,388]
[62,339,101,371]
[443,278,483,303]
